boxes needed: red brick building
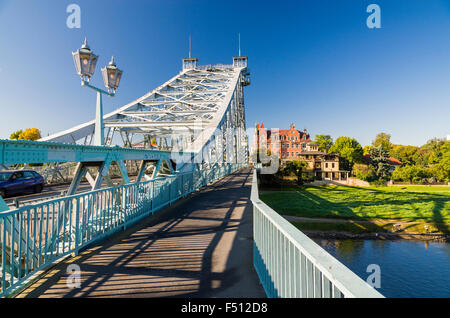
[254,123,315,159]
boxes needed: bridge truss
[41,57,250,170]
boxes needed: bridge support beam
[135,160,151,183]
[151,160,162,179]
[67,162,89,196]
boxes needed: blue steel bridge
[0,55,382,298]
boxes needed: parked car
[0,170,44,198]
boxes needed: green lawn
[259,186,450,226]
[368,186,450,192]
[263,184,450,193]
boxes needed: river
[313,238,450,298]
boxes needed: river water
[313,238,450,298]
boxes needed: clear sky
[0,0,449,147]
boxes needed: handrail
[251,169,384,298]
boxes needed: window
[0,172,12,182]
[325,163,328,168]
[23,171,36,179]
[332,163,335,169]
[13,172,25,180]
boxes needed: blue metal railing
[0,163,246,296]
[251,169,384,298]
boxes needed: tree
[9,128,41,141]
[363,145,373,156]
[282,160,308,185]
[372,132,393,153]
[353,163,376,181]
[369,145,391,180]
[390,145,418,166]
[328,136,364,170]
[9,129,23,140]
[20,128,41,141]
[314,134,333,152]
[432,141,450,182]
[392,165,432,183]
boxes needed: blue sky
[0,0,449,146]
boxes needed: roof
[0,169,37,173]
[298,151,336,156]
[364,154,403,166]
[388,157,402,165]
[256,122,312,142]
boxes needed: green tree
[390,145,418,166]
[282,160,308,185]
[363,145,373,156]
[369,146,391,180]
[314,134,333,152]
[392,165,432,183]
[353,163,376,181]
[412,148,432,166]
[9,129,23,140]
[372,132,393,153]
[431,141,450,182]
[328,136,364,170]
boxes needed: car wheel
[34,184,43,193]
[0,189,6,198]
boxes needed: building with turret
[254,122,349,180]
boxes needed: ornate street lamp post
[72,38,123,146]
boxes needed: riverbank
[299,229,449,242]
[286,216,450,242]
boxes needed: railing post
[122,187,128,229]
[151,180,155,213]
[74,197,80,255]
[168,178,171,205]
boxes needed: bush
[353,163,376,182]
[392,165,432,183]
[370,179,388,187]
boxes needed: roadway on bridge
[3,176,138,208]
[16,168,266,298]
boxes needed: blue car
[0,170,44,198]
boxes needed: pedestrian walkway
[16,168,266,298]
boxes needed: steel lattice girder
[39,64,249,156]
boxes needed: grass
[259,185,450,234]
[263,184,450,193]
[369,186,450,192]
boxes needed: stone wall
[307,177,370,187]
